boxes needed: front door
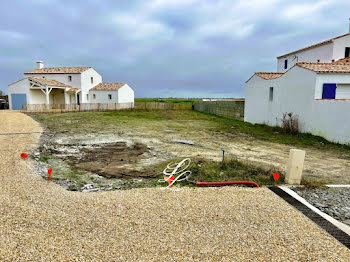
[77,94,80,105]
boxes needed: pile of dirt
[71,142,157,178]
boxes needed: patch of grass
[39,154,51,163]
[32,109,350,156]
[301,177,328,189]
[148,158,284,187]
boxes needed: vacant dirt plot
[34,110,350,185]
[1,111,349,261]
[72,142,153,178]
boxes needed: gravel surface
[293,187,350,226]
[1,111,350,261]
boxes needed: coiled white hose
[158,158,192,187]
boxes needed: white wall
[8,78,30,109]
[29,89,46,104]
[246,66,316,129]
[80,68,102,103]
[336,84,350,99]
[244,75,273,125]
[332,34,350,61]
[89,90,118,103]
[24,73,82,90]
[309,100,350,143]
[277,43,333,72]
[315,74,350,99]
[245,66,350,143]
[117,84,134,103]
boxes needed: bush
[281,112,299,135]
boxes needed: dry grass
[0,111,349,261]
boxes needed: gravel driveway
[0,111,349,261]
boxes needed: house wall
[309,100,350,143]
[8,78,30,109]
[117,84,134,103]
[315,74,350,99]
[29,89,46,104]
[277,43,334,72]
[80,68,102,103]
[335,84,350,99]
[245,66,350,144]
[89,90,119,103]
[332,34,350,60]
[244,74,274,125]
[24,73,82,90]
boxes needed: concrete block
[285,149,306,185]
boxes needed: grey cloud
[1,0,350,98]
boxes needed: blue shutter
[322,83,337,99]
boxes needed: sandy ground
[1,111,349,261]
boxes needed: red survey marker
[273,172,280,182]
[20,153,28,159]
[47,168,53,180]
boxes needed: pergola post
[40,87,52,110]
[45,86,49,105]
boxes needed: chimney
[36,61,44,69]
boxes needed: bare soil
[72,142,156,178]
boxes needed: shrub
[281,112,299,135]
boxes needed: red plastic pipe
[195,181,260,188]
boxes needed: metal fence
[193,100,245,120]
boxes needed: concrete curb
[279,186,350,236]
[326,185,350,188]
[269,186,350,249]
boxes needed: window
[86,94,89,100]
[91,77,93,84]
[108,94,112,100]
[269,87,274,101]
[93,94,96,99]
[322,83,337,99]
[345,47,350,58]
[284,59,288,69]
[68,76,72,81]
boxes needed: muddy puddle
[35,133,169,192]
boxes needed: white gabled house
[245,23,350,144]
[8,61,134,110]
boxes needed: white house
[8,61,134,110]
[245,24,350,144]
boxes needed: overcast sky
[1,0,350,97]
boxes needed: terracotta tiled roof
[66,88,80,94]
[28,77,71,87]
[296,62,350,73]
[333,58,350,64]
[90,82,126,91]
[255,72,284,80]
[25,67,91,74]
[277,33,350,58]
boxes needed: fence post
[285,149,306,185]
